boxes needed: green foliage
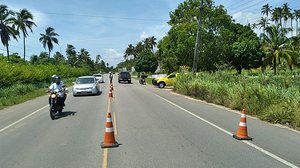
[0,60,89,88]
[174,72,300,129]
[134,50,158,73]
[158,0,263,73]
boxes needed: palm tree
[135,42,144,55]
[261,3,272,22]
[0,5,18,61]
[282,3,291,29]
[39,27,59,59]
[66,44,77,66]
[143,37,152,50]
[124,44,135,59]
[272,7,282,28]
[294,9,300,35]
[53,51,65,64]
[14,9,36,60]
[257,17,269,34]
[261,25,299,74]
[149,36,157,51]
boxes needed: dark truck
[118,71,131,83]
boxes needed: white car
[72,76,101,96]
[93,74,104,83]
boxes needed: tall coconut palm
[282,3,291,29]
[143,37,152,50]
[272,7,282,28]
[294,9,300,35]
[0,5,18,61]
[261,3,272,22]
[261,25,299,74]
[124,44,135,59]
[149,36,157,50]
[135,42,144,55]
[14,9,36,60]
[257,17,269,34]
[39,27,59,59]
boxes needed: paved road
[0,74,300,168]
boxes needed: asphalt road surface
[0,74,300,168]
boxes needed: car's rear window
[76,78,95,84]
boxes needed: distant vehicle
[118,71,131,83]
[155,73,179,88]
[72,76,101,96]
[93,74,104,83]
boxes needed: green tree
[14,9,36,60]
[225,23,262,74]
[261,3,272,22]
[134,50,158,73]
[30,54,38,64]
[135,42,144,55]
[0,5,18,61]
[53,51,65,64]
[39,27,59,59]
[159,0,233,72]
[124,44,135,59]
[66,44,77,67]
[282,3,291,29]
[261,25,300,74]
[257,17,269,34]
[295,9,300,35]
[272,7,282,27]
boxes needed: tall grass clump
[174,72,300,130]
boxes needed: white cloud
[103,48,124,66]
[140,32,149,40]
[232,11,260,26]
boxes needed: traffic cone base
[101,141,119,148]
[233,134,252,140]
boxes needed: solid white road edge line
[155,94,298,168]
[0,105,48,133]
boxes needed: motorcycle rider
[49,75,66,106]
[140,72,147,84]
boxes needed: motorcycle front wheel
[50,105,56,120]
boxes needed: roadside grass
[0,77,76,110]
[174,72,300,130]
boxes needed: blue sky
[1,0,299,66]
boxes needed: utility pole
[192,0,203,73]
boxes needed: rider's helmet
[51,75,57,83]
[56,76,61,84]
[51,75,60,84]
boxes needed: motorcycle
[139,78,146,85]
[49,88,68,120]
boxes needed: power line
[32,11,168,22]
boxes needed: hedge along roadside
[174,72,300,130]
[0,61,89,88]
[0,61,90,110]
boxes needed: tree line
[0,4,112,73]
[119,0,300,75]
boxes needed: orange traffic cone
[108,90,113,98]
[233,109,252,140]
[110,83,114,91]
[101,113,119,148]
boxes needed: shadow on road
[59,111,77,118]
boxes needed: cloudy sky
[1,0,299,66]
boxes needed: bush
[174,72,300,130]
